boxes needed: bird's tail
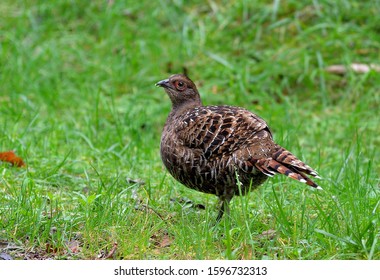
[254,146,322,189]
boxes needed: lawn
[0,0,379,260]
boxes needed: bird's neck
[170,100,202,118]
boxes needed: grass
[0,0,379,260]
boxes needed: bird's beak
[155,79,170,88]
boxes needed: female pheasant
[156,74,321,222]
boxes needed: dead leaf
[212,85,218,94]
[150,230,173,248]
[258,229,277,240]
[66,240,81,254]
[240,242,253,260]
[356,49,371,55]
[96,242,118,259]
[159,234,172,248]
[105,242,118,259]
[326,63,380,75]
[0,151,25,167]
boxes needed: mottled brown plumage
[156,74,321,221]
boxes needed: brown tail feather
[255,147,321,189]
[273,146,320,176]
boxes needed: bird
[156,74,321,222]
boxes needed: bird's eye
[174,80,187,91]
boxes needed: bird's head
[156,74,202,110]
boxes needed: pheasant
[156,74,321,222]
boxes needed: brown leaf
[67,240,81,254]
[150,230,173,248]
[258,229,277,240]
[96,242,118,260]
[105,242,118,259]
[0,151,25,167]
[159,234,172,248]
[211,85,218,94]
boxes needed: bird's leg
[215,199,226,223]
[215,196,232,223]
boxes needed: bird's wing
[174,105,321,188]
[176,105,273,159]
